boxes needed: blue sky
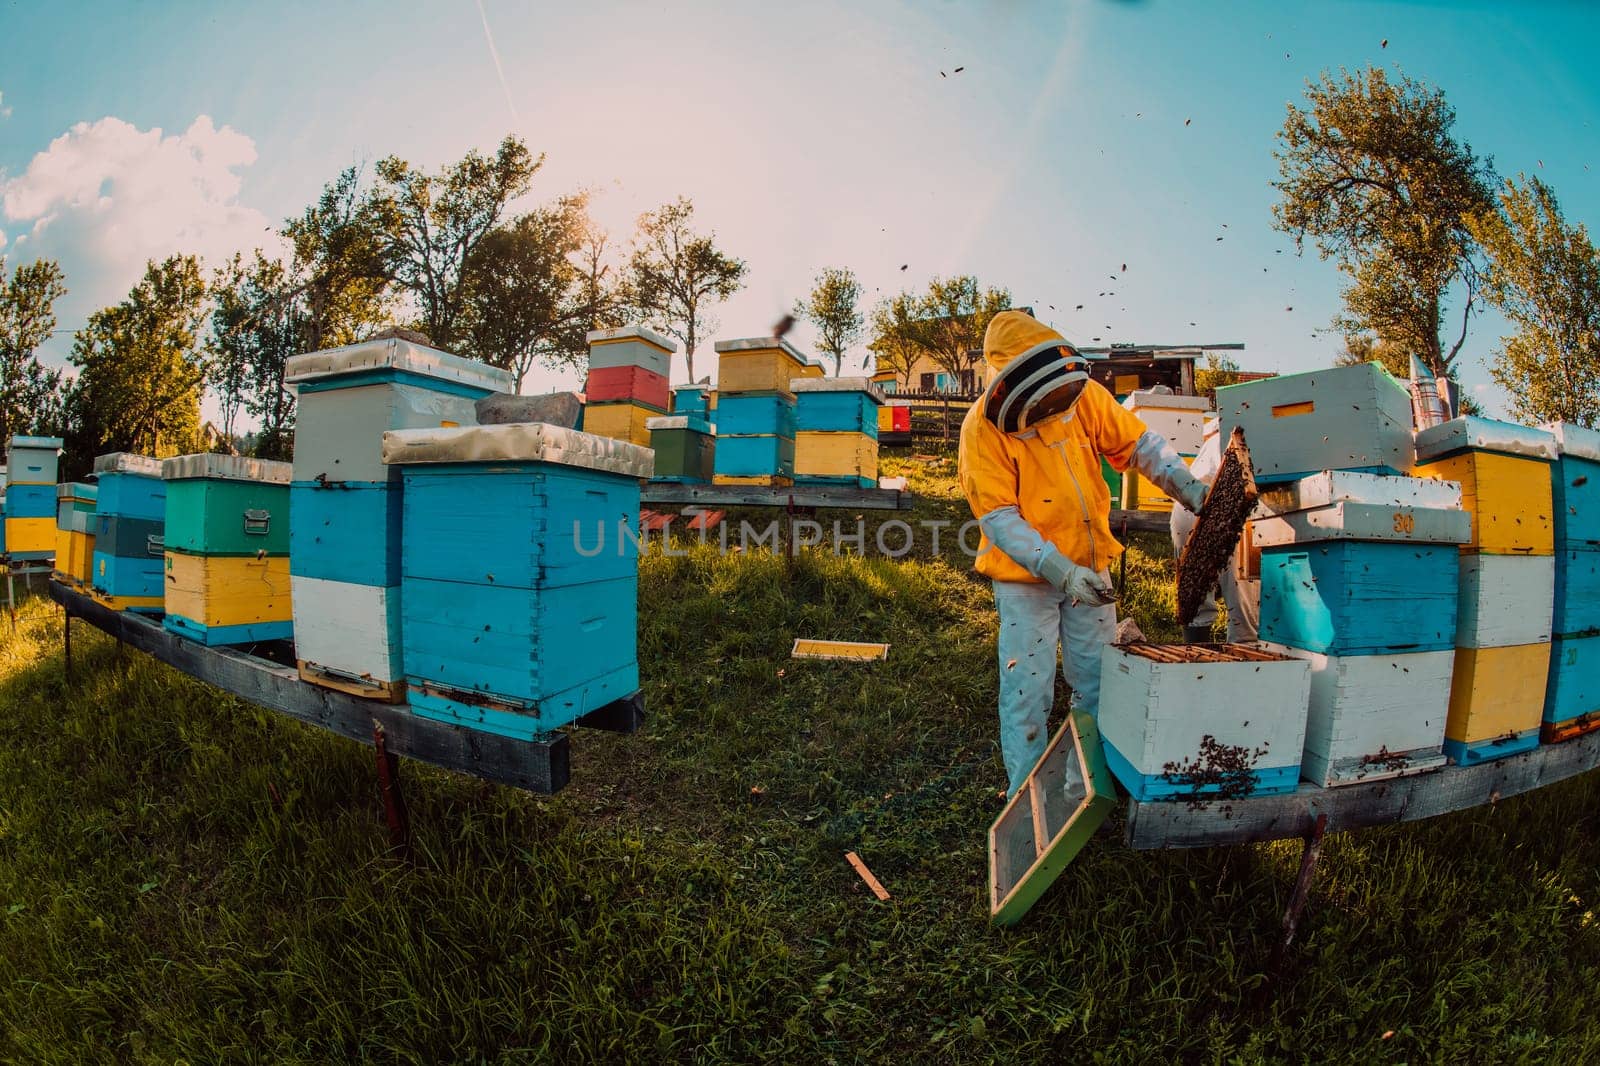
[2,0,1597,417]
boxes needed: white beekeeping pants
[991,579,1116,796]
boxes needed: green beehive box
[1101,455,1122,506]
[647,415,716,483]
[161,454,292,556]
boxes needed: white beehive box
[1098,644,1311,801]
[290,575,403,688]
[1456,554,1555,649]
[586,325,676,377]
[1122,391,1211,454]
[1263,643,1452,787]
[1251,470,1469,548]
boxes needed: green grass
[3,457,1600,1062]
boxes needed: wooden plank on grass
[1124,727,1600,850]
[845,851,891,900]
[791,639,890,661]
[50,581,573,794]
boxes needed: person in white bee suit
[959,311,1209,796]
[1169,416,1261,644]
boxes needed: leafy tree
[459,195,613,390]
[915,275,1011,384]
[1194,350,1244,401]
[794,267,864,376]
[1273,67,1496,379]
[626,197,747,382]
[67,255,208,464]
[867,292,924,387]
[0,257,69,442]
[1469,175,1600,427]
[282,166,392,355]
[373,136,540,348]
[1333,332,1408,378]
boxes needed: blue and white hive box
[1253,471,1469,786]
[286,338,511,697]
[1098,643,1311,801]
[5,435,63,485]
[382,422,654,739]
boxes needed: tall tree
[0,257,69,442]
[68,255,208,463]
[1332,331,1408,378]
[1273,67,1496,380]
[1469,175,1600,427]
[867,292,924,387]
[626,197,747,382]
[373,136,540,347]
[459,195,604,390]
[282,166,391,355]
[794,267,864,376]
[916,275,1011,385]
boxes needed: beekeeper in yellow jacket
[959,311,1207,796]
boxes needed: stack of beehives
[89,453,166,613]
[582,327,674,447]
[1119,391,1209,512]
[711,338,812,487]
[5,435,62,561]
[1540,424,1600,741]
[1219,363,1471,785]
[52,482,97,587]
[286,337,512,701]
[160,454,294,646]
[1415,418,1559,763]
[791,377,884,488]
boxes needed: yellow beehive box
[1443,642,1549,764]
[1415,418,1556,555]
[713,338,810,396]
[5,516,55,554]
[163,552,293,632]
[1121,456,1196,513]
[796,360,826,380]
[712,474,795,487]
[795,431,878,482]
[53,529,96,586]
[582,401,657,447]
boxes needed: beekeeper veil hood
[981,310,1098,434]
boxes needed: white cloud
[0,90,11,120]
[1,114,280,377]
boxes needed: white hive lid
[1256,469,1463,515]
[381,422,655,479]
[712,337,810,364]
[1122,390,1212,412]
[1540,422,1600,463]
[8,435,64,450]
[1414,416,1558,463]
[645,415,716,434]
[93,452,163,477]
[161,453,293,484]
[57,482,98,501]
[585,325,678,352]
[284,337,513,392]
[791,376,886,402]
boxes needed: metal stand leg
[7,564,15,631]
[1268,812,1329,978]
[372,723,413,860]
[64,609,72,681]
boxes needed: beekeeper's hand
[1038,545,1117,605]
[1132,429,1209,515]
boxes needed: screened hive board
[989,710,1116,926]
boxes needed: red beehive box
[584,365,669,411]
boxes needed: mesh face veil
[982,342,1092,434]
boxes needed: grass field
[4,453,1600,1063]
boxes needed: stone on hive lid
[475,391,582,428]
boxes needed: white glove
[1038,545,1116,605]
[1132,430,1208,515]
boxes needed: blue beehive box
[673,384,710,419]
[1546,633,1600,733]
[5,482,55,519]
[1259,541,1460,656]
[90,452,166,612]
[792,377,883,436]
[714,435,796,481]
[714,393,797,437]
[1553,548,1600,638]
[1543,423,1600,551]
[383,422,654,738]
